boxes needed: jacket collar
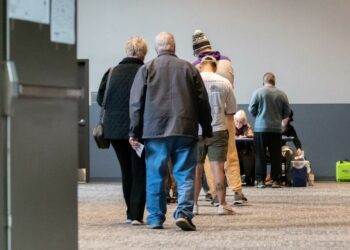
[119,57,144,65]
[157,51,177,57]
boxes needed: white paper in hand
[135,143,144,158]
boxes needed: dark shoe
[272,181,281,188]
[205,193,213,201]
[233,192,248,205]
[166,192,172,203]
[211,196,219,207]
[285,181,292,187]
[172,192,178,203]
[175,214,196,231]
[241,175,247,186]
[256,181,266,188]
[245,176,255,186]
[146,223,163,229]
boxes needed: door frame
[77,59,90,182]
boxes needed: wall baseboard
[89,177,122,182]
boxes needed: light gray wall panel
[78,0,350,104]
[89,98,121,179]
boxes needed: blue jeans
[144,136,197,225]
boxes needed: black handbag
[92,122,110,149]
[92,67,114,149]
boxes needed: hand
[129,137,141,150]
[203,136,213,146]
[296,148,303,156]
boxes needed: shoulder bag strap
[99,67,114,123]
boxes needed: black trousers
[254,132,282,182]
[111,139,146,221]
[283,150,294,185]
[238,149,255,185]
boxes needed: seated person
[234,110,255,186]
[281,110,303,185]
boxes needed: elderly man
[129,32,212,231]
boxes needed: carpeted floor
[79,182,350,249]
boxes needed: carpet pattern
[79,182,350,249]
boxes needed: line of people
[97,30,298,231]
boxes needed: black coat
[282,124,302,149]
[97,57,144,139]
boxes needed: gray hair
[125,36,148,60]
[234,110,248,125]
[154,32,176,53]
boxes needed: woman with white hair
[234,110,255,186]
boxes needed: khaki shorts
[197,130,229,163]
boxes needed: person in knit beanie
[192,29,248,205]
[192,29,234,85]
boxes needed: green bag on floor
[336,161,350,182]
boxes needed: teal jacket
[248,86,290,133]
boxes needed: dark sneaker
[166,192,172,203]
[241,175,247,186]
[146,223,163,229]
[285,181,292,187]
[205,193,213,201]
[175,215,196,231]
[171,192,178,203]
[233,192,248,205]
[211,196,220,207]
[272,181,281,188]
[256,181,266,188]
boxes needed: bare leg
[210,161,226,205]
[203,156,216,197]
[194,164,204,205]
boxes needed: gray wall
[88,102,350,180]
[241,104,350,180]
[89,93,121,180]
[79,0,350,180]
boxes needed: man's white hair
[155,32,175,53]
